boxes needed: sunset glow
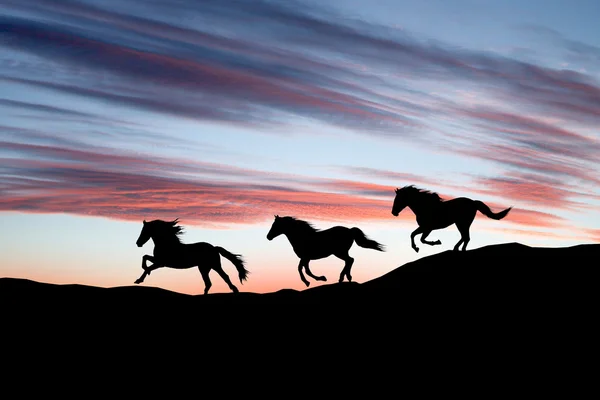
[1,0,598,294]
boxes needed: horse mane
[397,185,444,203]
[150,219,184,242]
[280,216,320,234]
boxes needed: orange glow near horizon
[2,210,596,295]
[2,0,599,296]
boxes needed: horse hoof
[134,279,142,284]
[413,247,419,253]
[304,281,310,287]
[435,240,441,245]
[319,276,327,282]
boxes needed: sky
[1,0,599,295]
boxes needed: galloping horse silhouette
[266,215,385,287]
[391,185,512,252]
[135,219,249,294]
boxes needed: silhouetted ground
[2,242,597,364]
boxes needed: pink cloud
[501,208,567,228]
[585,229,600,243]
[1,147,565,230]
[470,176,588,210]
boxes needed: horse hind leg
[454,214,475,251]
[453,237,464,252]
[343,257,355,283]
[213,263,239,293]
[455,224,471,251]
[334,251,354,283]
[199,267,212,295]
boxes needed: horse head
[392,187,409,216]
[266,215,283,241]
[136,219,152,247]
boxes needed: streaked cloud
[516,24,600,74]
[2,0,600,134]
[0,137,564,230]
[0,0,598,236]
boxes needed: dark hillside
[2,242,597,334]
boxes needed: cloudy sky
[1,0,599,294]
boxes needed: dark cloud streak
[0,0,599,230]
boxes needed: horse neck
[151,233,181,248]
[282,225,313,246]
[406,195,436,216]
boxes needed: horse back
[444,197,476,210]
[443,197,477,223]
[417,197,475,229]
[152,241,218,268]
[154,241,215,256]
[292,226,354,260]
[187,241,216,251]
[319,226,352,235]
[316,226,355,242]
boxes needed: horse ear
[143,220,146,225]
[395,188,399,193]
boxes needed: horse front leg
[410,227,423,253]
[135,255,158,284]
[135,263,163,284]
[420,230,441,247]
[298,259,311,287]
[134,270,148,284]
[141,254,155,274]
[304,260,327,283]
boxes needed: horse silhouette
[135,219,249,294]
[266,215,385,287]
[391,185,512,252]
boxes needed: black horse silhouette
[266,215,385,287]
[135,219,249,294]
[391,185,512,252]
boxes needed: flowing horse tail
[350,227,385,251]
[215,246,249,284]
[475,200,512,220]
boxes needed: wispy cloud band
[1,0,598,240]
